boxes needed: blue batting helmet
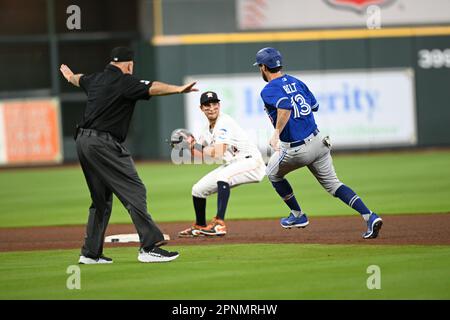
[253,47,283,68]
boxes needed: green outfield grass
[0,151,450,227]
[0,244,449,299]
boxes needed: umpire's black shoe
[79,254,113,265]
[138,247,179,263]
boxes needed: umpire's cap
[110,47,134,62]
[200,91,220,105]
[253,47,282,69]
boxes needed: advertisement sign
[184,69,416,151]
[237,0,450,30]
[0,98,63,165]
[0,108,5,163]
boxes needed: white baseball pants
[192,157,266,198]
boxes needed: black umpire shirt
[78,64,152,142]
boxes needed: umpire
[59,47,197,264]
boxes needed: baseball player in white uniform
[178,91,266,237]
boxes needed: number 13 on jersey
[290,94,311,118]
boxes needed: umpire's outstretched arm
[60,64,198,96]
[149,81,197,96]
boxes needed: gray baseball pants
[76,130,164,258]
[266,132,343,195]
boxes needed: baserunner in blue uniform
[254,47,382,239]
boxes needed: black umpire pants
[76,129,164,258]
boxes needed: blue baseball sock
[335,185,372,220]
[271,179,302,217]
[216,181,230,220]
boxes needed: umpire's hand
[179,82,198,93]
[60,64,82,87]
[60,64,74,81]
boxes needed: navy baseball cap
[200,91,220,105]
[110,47,134,62]
[253,47,283,68]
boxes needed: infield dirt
[0,213,449,252]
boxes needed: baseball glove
[169,128,195,149]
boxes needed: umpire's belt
[286,129,319,148]
[78,128,119,142]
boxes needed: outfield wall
[2,1,450,163]
[140,34,450,159]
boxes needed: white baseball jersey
[198,112,262,164]
[192,112,266,198]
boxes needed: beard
[261,70,268,82]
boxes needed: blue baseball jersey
[260,74,319,142]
